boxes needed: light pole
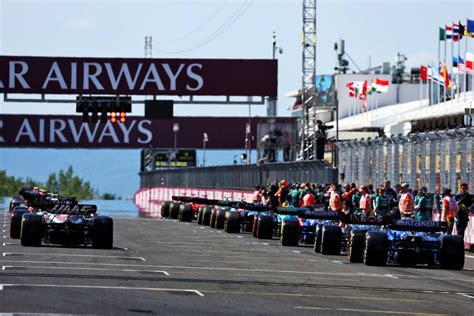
[172,123,179,167]
[202,132,208,167]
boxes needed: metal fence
[140,160,337,190]
[336,127,474,193]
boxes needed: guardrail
[140,160,337,190]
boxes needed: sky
[1,0,473,197]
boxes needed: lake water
[1,197,138,218]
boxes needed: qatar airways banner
[0,56,277,96]
[0,114,272,149]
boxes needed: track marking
[294,306,448,315]
[292,250,301,254]
[1,265,169,275]
[332,260,343,264]
[466,255,474,259]
[385,274,399,279]
[457,293,474,299]
[200,290,427,302]
[0,284,203,296]
[2,253,145,261]
[261,243,269,245]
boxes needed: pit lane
[0,210,473,315]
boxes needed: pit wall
[134,186,474,250]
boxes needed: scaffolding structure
[336,128,474,193]
[300,0,317,160]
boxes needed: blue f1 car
[361,218,464,270]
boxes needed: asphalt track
[0,210,473,315]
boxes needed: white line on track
[465,255,474,259]
[292,250,301,254]
[385,274,399,279]
[0,284,203,296]
[1,265,169,275]
[2,253,145,261]
[457,293,474,299]
[332,260,343,264]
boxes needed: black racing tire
[314,224,323,253]
[197,207,204,225]
[245,215,254,232]
[210,208,218,228]
[363,231,388,266]
[257,215,274,239]
[179,204,193,222]
[215,208,226,229]
[10,209,27,239]
[304,225,316,245]
[252,216,259,238]
[224,211,240,234]
[348,231,365,263]
[20,213,42,247]
[161,202,171,218]
[202,206,212,226]
[91,216,114,249]
[321,225,342,255]
[281,220,300,246]
[169,203,180,219]
[440,235,464,270]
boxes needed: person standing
[329,183,343,212]
[373,187,390,216]
[358,185,373,215]
[455,183,472,237]
[442,188,459,234]
[414,187,430,221]
[399,183,414,218]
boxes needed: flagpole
[419,74,422,106]
[464,29,468,101]
[457,30,461,101]
[444,27,447,105]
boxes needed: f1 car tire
[252,216,259,238]
[210,208,218,228]
[197,207,204,225]
[281,220,299,246]
[20,213,42,247]
[202,206,212,226]
[304,225,316,245]
[439,235,464,270]
[161,202,171,218]
[348,231,365,263]
[224,211,240,233]
[91,216,114,249]
[215,208,226,229]
[169,203,180,219]
[321,225,342,255]
[257,215,274,239]
[179,204,193,222]
[314,224,323,253]
[363,231,388,266]
[10,209,27,239]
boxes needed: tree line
[0,166,118,200]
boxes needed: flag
[453,24,460,42]
[446,25,453,40]
[453,56,459,73]
[373,78,389,93]
[467,19,474,36]
[458,56,466,72]
[439,27,446,41]
[459,22,465,39]
[440,63,452,88]
[467,52,474,72]
[420,65,428,80]
[346,81,367,110]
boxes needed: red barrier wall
[134,186,254,218]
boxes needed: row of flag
[346,78,389,110]
[439,19,474,41]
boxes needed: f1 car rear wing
[47,203,97,215]
[389,219,447,232]
[277,208,394,225]
[171,196,270,212]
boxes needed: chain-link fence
[140,160,337,190]
[336,128,474,192]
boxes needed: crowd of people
[251,180,473,237]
